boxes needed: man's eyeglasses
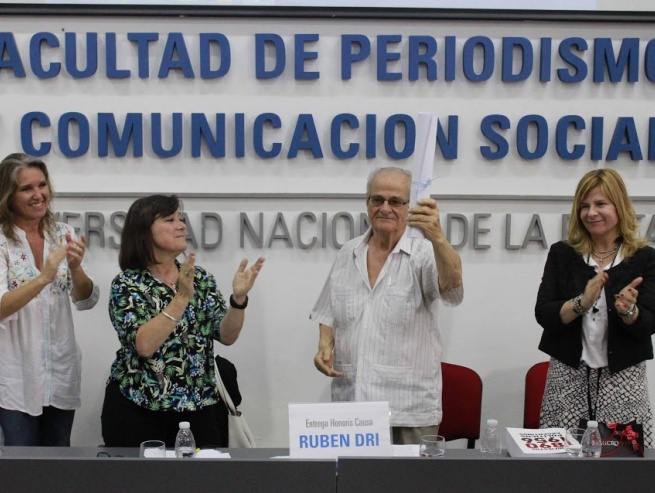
[367,195,409,208]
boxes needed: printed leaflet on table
[505,427,568,457]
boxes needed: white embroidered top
[0,223,99,416]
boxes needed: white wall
[2,14,655,447]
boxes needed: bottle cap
[179,421,190,429]
[486,419,498,426]
[587,420,598,428]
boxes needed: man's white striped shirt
[311,229,463,426]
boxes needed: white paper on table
[408,112,438,239]
[274,447,417,458]
[142,449,167,458]
[194,450,231,459]
[154,450,231,458]
[392,444,420,457]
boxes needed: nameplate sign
[288,401,392,458]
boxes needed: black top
[535,241,655,374]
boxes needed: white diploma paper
[408,112,438,238]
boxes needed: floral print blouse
[107,265,227,412]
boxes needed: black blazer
[535,241,655,374]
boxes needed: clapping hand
[581,271,609,309]
[615,277,642,317]
[177,253,196,300]
[41,247,67,284]
[232,257,265,301]
[65,233,87,272]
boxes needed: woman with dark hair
[0,153,99,446]
[535,169,655,446]
[101,194,264,447]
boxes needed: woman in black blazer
[535,169,655,447]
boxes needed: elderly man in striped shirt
[310,166,463,445]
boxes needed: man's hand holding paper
[408,199,446,244]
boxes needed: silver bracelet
[618,304,637,319]
[161,310,180,323]
[571,295,590,316]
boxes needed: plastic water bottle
[581,420,602,458]
[480,418,503,456]
[174,421,196,458]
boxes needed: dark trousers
[101,380,222,448]
[0,406,75,446]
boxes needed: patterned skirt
[539,358,653,447]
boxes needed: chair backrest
[439,362,483,449]
[523,361,550,429]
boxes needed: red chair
[439,362,483,449]
[523,361,550,429]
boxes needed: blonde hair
[0,153,56,243]
[567,169,646,259]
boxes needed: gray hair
[366,167,412,195]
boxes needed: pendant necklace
[587,249,618,320]
[591,245,619,262]
[148,270,178,293]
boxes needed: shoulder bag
[216,366,257,448]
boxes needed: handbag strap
[215,366,238,416]
[585,365,602,421]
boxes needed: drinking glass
[140,440,166,458]
[564,428,584,457]
[419,435,446,457]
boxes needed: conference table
[0,447,652,492]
